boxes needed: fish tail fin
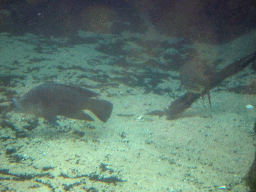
[85,99,113,123]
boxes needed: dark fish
[12,83,113,124]
[180,57,214,106]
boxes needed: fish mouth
[12,98,22,111]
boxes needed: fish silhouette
[180,57,214,106]
[12,83,113,124]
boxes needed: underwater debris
[100,163,114,173]
[42,166,55,171]
[147,50,256,120]
[0,74,25,86]
[63,181,83,191]
[88,174,125,185]
[6,148,17,155]
[0,120,28,138]
[58,163,126,187]
[0,168,54,181]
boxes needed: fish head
[12,97,45,117]
[12,98,22,111]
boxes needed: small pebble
[246,104,254,109]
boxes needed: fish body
[12,83,113,123]
[180,58,214,106]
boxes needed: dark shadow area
[0,0,255,44]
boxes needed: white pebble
[246,104,254,109]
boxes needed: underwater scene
[1,0,256,191]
